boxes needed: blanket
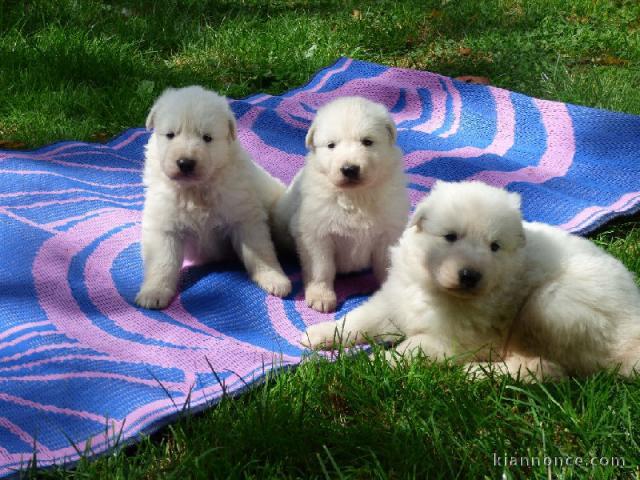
[0,58,639,475]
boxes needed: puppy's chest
[444,300,519,356]
[174,192,227,235]
[327,198,382,273]
[322,195,379,234]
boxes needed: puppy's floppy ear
[145,103,158,130]
[145,88,174,130]
[507,191,522,211]
[409,201,429,232]
[410,181,445,232]
[305,123,316,152]
[506,191,526,248]
[227,112,237,142]
[430,179,447,191]
[385,117,397,144]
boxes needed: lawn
[2,0,640,478]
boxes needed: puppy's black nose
[459,268,482,289]
[177,158,196,174]
[340,164,360,180]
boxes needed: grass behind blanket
[1,1,639,478]
[2,0,640,146]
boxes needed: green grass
[32,352,640,479]
[1,0,639,478]
[2,0,640,146]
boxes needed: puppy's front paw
[135,284,175,310]
[300,321,342,349]
[465,358,567,382]
[369,349,401,367]
[305,283,337,312]
[253,270,292,297]
[465,361,495,380]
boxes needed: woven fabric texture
[0,58,639,474]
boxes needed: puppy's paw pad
[253,271,292,297]
[305,284,337,313]
[300,321,340,349]
[135,286,175,310]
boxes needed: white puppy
[135,86,291,309]
[303,181,640,380]
[273,97,409,312]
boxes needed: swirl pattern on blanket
[0,58,639,474]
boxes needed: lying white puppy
[303,181,640,380]
[136,86,291,309]
[273,96,409,312]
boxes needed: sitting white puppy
[136,86,291,309]
[302,181,640,380]
[273,96,409,312]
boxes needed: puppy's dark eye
[166,132,175,139]
[327,142,336,149]
[202,134,212,143]
[444,233,458,243]
[490,242,501,252]
[362,138,373,147]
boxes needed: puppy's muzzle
[177,158,197,175]
[458,268,482,289]
[340,164,360,182]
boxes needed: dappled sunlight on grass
[2,1,639,478]
[2,0,640,147]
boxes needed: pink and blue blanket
[1,58,639,475]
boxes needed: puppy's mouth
[334,176,369,189]
[339,179,361,188]
[440,284,485,298]
[167,171,203,184]
[446,287,478,296]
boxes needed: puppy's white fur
[136,86,291,309]
[303,181,640,380]
[273,97,409,312]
